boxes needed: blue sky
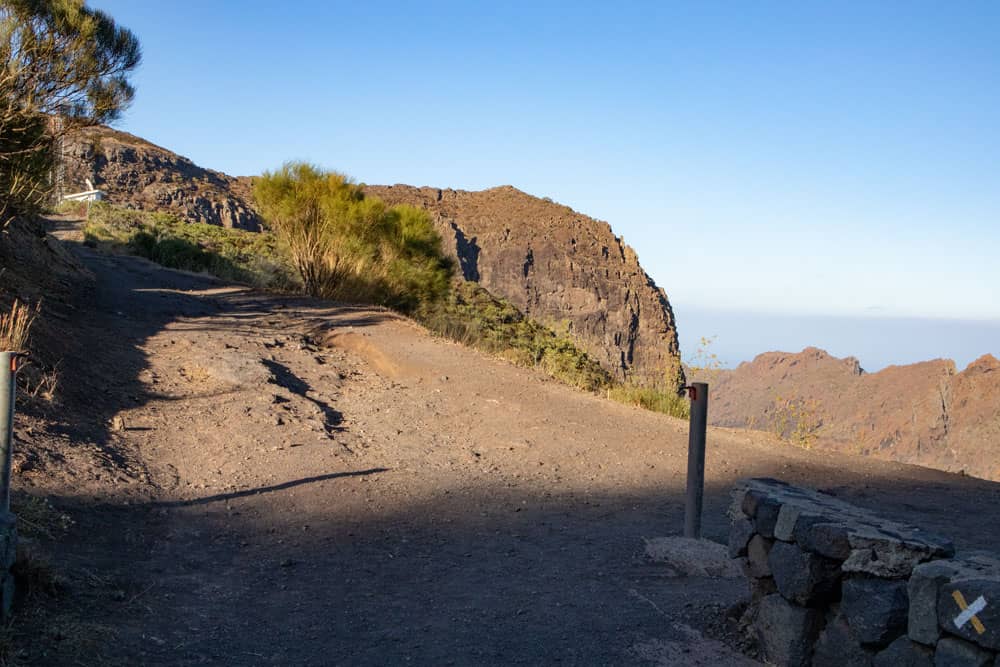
[89,1,999,368]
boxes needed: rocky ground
[7,217,1000,665]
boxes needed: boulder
[747,535,774,578]
[843,526,954,579]
[755,594,824,667]
[872,636,934,667]
[796,522,853,561]
[933,637,994,667]
[939,580,1000,651]
[841,576,909,647]
[729,516,755,558]
[769,541,842,606]
[813,615,874,666]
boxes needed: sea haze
[675,306,1000,372]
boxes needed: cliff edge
[366,185,683,386]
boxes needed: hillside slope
[60,125,684,387]
[61,125,260,230]
[702,347,1000,481]
[11,218,1000,664]
[367,184,683,386]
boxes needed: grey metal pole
[684,382,708,539]
[0,352,15,515]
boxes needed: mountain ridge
[698,346,1000,481]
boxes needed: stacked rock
[730,478,1000,666]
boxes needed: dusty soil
[10,217,1000,665]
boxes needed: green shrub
[416,281,611,391]
[83,202,299,290]
[253,163,452,311]
[606,383,690,420]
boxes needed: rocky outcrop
[60,125,260,230]
[365,185,683,386]
[702,348,1000,481]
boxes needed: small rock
[843,526,954,579]
[908,560,962,645]
[754,496,783,539]
[841,576,909,647]
[933,637,993,667]
[755,593,824,667]
[813,615,875,667]
[746,535,774,578]
[774,503,823,543]
[797,522,853,560]
[729,516,755,558]
[645,537,742,578]
[872,636,933,667]
[748,575,778,605]
[769,540,842,606]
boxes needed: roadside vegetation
[253,163,452,311]
[416,281,611,392]
[606,383,689,420]
[82,176,692,418]
[0,298,37,353]
[83,203,299,290]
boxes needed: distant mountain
[698,347,1000,481]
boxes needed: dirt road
[13,219,1000,665]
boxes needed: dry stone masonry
[730,478,1000,666]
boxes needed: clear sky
[89,1,999,368]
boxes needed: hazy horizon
[676,305,1000,373]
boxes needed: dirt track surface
[13,219,1000,665]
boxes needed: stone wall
[730,478,1000,666]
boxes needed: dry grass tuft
[0,300,38,353]
[13,496,74,540]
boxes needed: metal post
[684,382,708,539]
[0,353,16,514]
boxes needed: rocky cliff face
[61,126,260,230]
[700,347,1000,481]
[365,185,683,386]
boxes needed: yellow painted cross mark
[952,589,987,635]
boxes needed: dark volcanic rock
[729,516,754,558]
[755,593,824,667]
[365,184,683,385]
[746,534,774,578]
[872,636,934,667]
[768,541,842,606]
[813,615,874,667]
[933,637,994,667]
[842,576,909,647]
[939,580,1000,651]
[61,126,261,230]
